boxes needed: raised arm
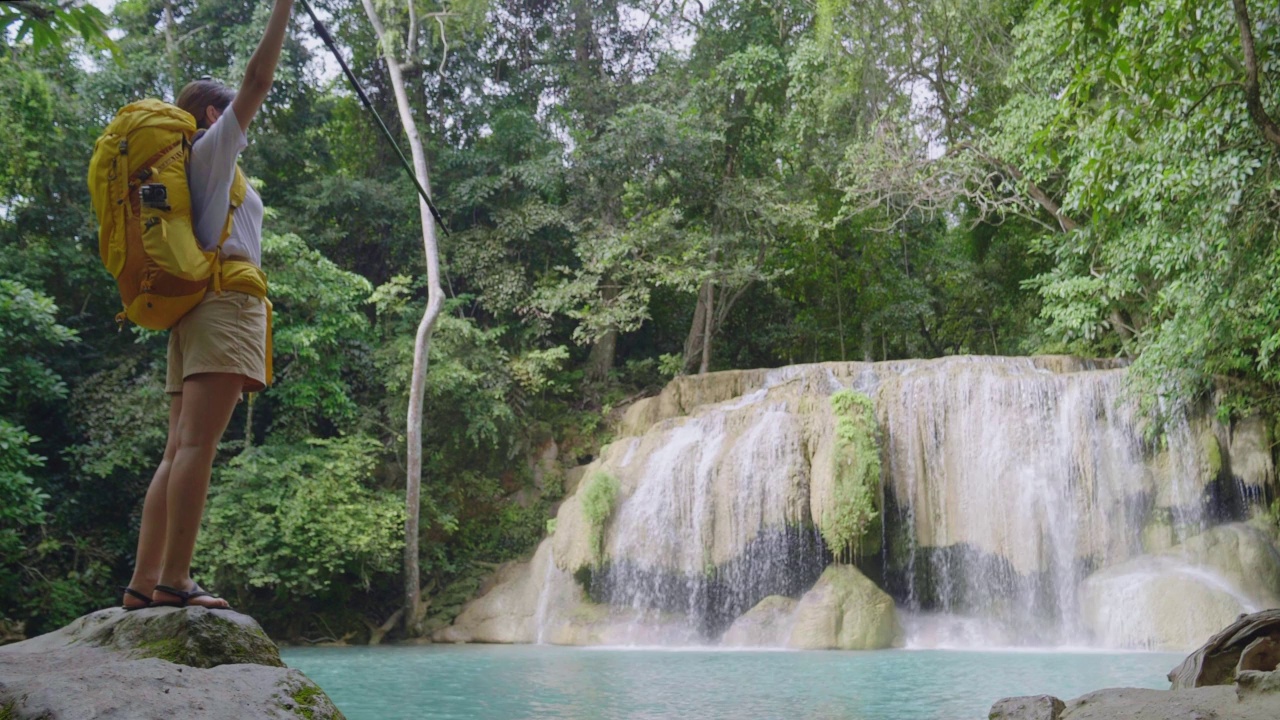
[230,0,295,134]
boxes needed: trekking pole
[298,0,450,235]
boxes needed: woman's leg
[122,394,183,608]
[154,371,243,608]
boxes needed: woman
[119,0,293,611]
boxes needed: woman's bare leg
[122,395,183,608]
[155,372,243,609]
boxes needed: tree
[357,0,450,633]
[1,0,115,54]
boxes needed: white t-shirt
[188,104,264,266]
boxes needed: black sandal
[152,582,230,610]
[120,586,153,611]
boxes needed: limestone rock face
[439,539,703,646]
[0,607,343,720]
[451,359,1277,647]
[786,565,901,650]
[1081,526,1280,650]
[1080,556,1253,651]
[435,539,580,644]
[1167,523,1280,608]
[551,488,596,575]
[1228,415,1273,494]
[721,596,798,647]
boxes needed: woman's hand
[230,0,295,134]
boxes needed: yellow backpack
[88,99,247,330]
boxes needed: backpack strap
[210,166,248,295]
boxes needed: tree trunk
[682,280,711,374]
[1232,0,1280,148]
[364,608,404,646]
[699,282,714,375]
[584,284,618,386]
[585,329,617,386]
[163,0,179,97]
[361,0,446,637]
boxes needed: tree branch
[1231,0,1280,148]
[434,14,448,76]
[406,0,418,59]
[951,141,1079,232]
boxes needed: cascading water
[453,357,1276,650]
[591,393,826,639]
[877,357,1214,645]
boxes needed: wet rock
[721,595,798,647]
[1236,669,1280,697]
[993,611,1280,720]
[786,565,901,650]
[1170,608,1280,689]
[1057,686,1247,720]
[1168,524,1280,608]
[988,694,1064,720]
[435,540,563,644]
[0,606,343,719]
[1080,556,1252,651]
[1080,526,1280,651]
[1227,415,1273,494]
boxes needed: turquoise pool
[280,645,1182,719]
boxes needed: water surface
[281,645,1181,720]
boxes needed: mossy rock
[1202,430,1223,479]
[819,390,882,558]
[0,608,344,720]
[787,565,901,650]
[82,606,284,668]
[284,681,334,719]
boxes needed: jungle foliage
[1,0,1277,639]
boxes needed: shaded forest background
[2,0,1279,641]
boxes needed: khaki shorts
[166,290,268,394]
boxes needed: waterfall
[592,388,826,639]
[463,357,1275,650]
[877,357,1213,645]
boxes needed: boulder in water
[992,610,1280,720]
[0,606,343,720]
[1080,556,1253,650]
[1169,608,1280,689]
[721,595,798,647]
[786,565,901,650]
[988,695,1064,720]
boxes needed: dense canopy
[1,0,1277,640]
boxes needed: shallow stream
[281,645,1181,719]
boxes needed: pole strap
[298,0,450,235]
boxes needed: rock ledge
[0,606,344,720]
[990,610,1280,720]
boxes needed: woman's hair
[176,79,235,129]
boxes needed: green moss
[824,390,882,559]
[0,702,15,720]
[290,685,324,719]
[137,637,186,663]
[1201,431,1223,478]
[580,471,620,564]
